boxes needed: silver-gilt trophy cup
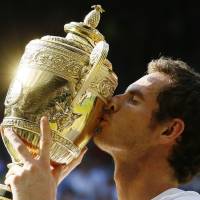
[0,5,118,200]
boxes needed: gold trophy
[0,5,118,200]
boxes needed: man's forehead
[126,72,170,92]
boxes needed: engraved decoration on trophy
[0,5,118,200]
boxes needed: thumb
[52,147,88,185]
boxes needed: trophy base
[0,184,12,200]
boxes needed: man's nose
[104,94,122,113]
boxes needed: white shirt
[152,188,200,200]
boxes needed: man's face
[94,72,171,155]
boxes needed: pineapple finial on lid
[83,5,105,29]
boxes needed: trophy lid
[39,4,108,57]
[64,5,105,46]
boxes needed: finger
[4,174,16,186]
[52,147,88,184]
[3,128,32,163]
[0,125,4,134]
[39,116,51,163]
[69,147,88,169]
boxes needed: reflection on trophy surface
[0,5,118,200]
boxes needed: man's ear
[159,118,185,144]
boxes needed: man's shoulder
[175,191,200,200]
[152,188,200,200]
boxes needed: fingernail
[41,116,48,122]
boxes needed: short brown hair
[148,57,200,183]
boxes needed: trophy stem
[0,184,12,200]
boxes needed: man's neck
[113,148,178,200]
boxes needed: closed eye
[128,95,140,105]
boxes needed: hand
[3,116,87,200]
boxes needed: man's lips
[100,114,110,123]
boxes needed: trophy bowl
[0,5,118,200]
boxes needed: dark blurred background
[1,0,200,199]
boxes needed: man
[3,57,200,200]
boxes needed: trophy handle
[0,184,12,200]
[72,40,109,106]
